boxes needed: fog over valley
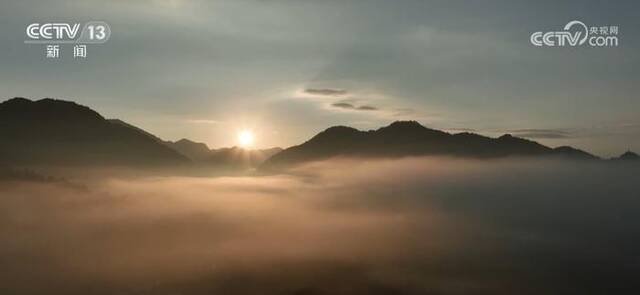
[1,157,638,294]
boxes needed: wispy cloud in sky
[331,102,378,111]
[508,128,572,139]
[304,88,348,96]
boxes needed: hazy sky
[1,0,638,156]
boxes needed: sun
[237,130,254,147]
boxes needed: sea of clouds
[0,157,638,294]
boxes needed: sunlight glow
[238,130,254,147]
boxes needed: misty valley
[2,158,639,295]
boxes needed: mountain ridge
[0,97,189,166]
[0,97,287,168]
[164,138,283,166]
[1,98,635,169]
[262,120,622,169]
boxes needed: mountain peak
[176,138,205,146]
[308,125,362,143]
[262,121,604,169]
[553,146,599,160]
[0,97,104,122]
[499,134,514,139]
[497,133,541,145]
[0,97,188,166]
[164,139,211,161]
[615,151,639,160]
[375,121,449,140]
[323,125,360,133]
[383,120,427,131]
[1,97,32,105]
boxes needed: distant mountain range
[263,121,636,168]
[164,139,282,168]
[164,138,213,161]
[0,98,636,169]
[0,97,281,168]
[108,121,284,166]
[110,116,283,167]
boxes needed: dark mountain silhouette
[164,138,283,167]
[0,97,188,166]
[552,146,600,160]
[262,121,602,168]
[3,98,631,169]
[205,146,283,168]
[612,151,640,161]
[108,119,164,142]
[165,139,212,161]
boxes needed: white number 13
[88,25,106,40]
